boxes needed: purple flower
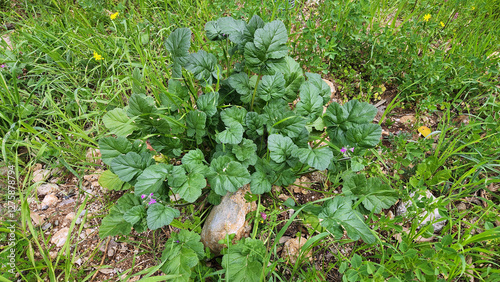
[148,199,157,205]
[0,64,5,68]
[175,240,180,243]
[453,12,458,20]
[141,194,146,199]
[150,193,154,197]
[261,212,267,220]
[340,147,347,153]
[350,147,354,152]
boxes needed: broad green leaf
[98,170,131,191]
[123,205,146,225]
[182,149,206,166]
[149,135,183,157]
[305,73,332,104]
[274,56,304,101]
[171,172,206,203]
[160,79,189,111]
[186,110,207,145]
[99,206,132,238]
[268,134,298,164]
[271,115,307,138]
[207,190,222,205]
[242,15,265,43]
[166,28,191,78]
[217,17,246,44]
[205,20,224,41]
[103,108,137,137]
[222,238,266,282]
[323,102,349,127]
[161,230,205,282]
[110,152,153,182]
[319,196,376,244]
[216,123,244,144]
[232,138,258,167]
[229,73,253,103]
[221,106,247,126]
[134,164,171,196]
[257,72,286,101]
[98,136,132,165]
[254,20,288,59]
[167,166,188,188]
[165,28,191,59]
[207,155,251,196]
[250,170,272,194]
[344,99,378,124]
[295,82,323,119]
[342,173,397,214]
[245,112,266,137]
[127,93,157,117]
[197,92,219,117]
[185,50,219,86]
[293,146,333,170]
[147,204,180,230]
[115,193,142,214]
[345,123,382,148]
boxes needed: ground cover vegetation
[0,0,499,281]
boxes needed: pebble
[54,220,59,226]
[32,169,50,183]
[456,202,467,212]
[51,227,70,247]
[58,198,75,207]
[282,237,312,264]
[396,190,447,233]
[37,183,58,196]
[30,212,43,226]
[64,212,75,224]
[42,222,52,231]
[41,193,59,207]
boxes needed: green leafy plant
[97,15,383,241]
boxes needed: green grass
[1,0,499,281]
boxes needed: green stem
[250,74,262,111]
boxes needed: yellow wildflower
[423,14,431,22]
[440,21,445,27]
[93,51,103,61]
[110,12,119,20]
[471,7,475,10]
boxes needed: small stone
[64,212,75,224]
[51,227,70,247]
[42,222,52,231]
[58,198,75,208]
[456,202,467,212]
[33,163,43,171]
[91,181,100,188]
[41,205,49,211]
[54,220,59,226]
[98,268,115,275]
[86,148,102,164]
[396,190,447,233]
[169,193,181,202]
[49,251,58,260]
[32,169,50,183]
[37,183,58,196]
[200,184,256,254]
[74,258,82,265]
[400,115,415,124]
[279,236,291,244]
[30,212,43,226]
[41,194,59,207]
[283,237,312,264]
[290,176,310,195]
[85,229,95,236]
[278,194,290,202]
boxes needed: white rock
[32,169,50,183]
[37,183,58,196]
[51,227,70,247]
[396,190,447,233]
[41,194,59,207]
